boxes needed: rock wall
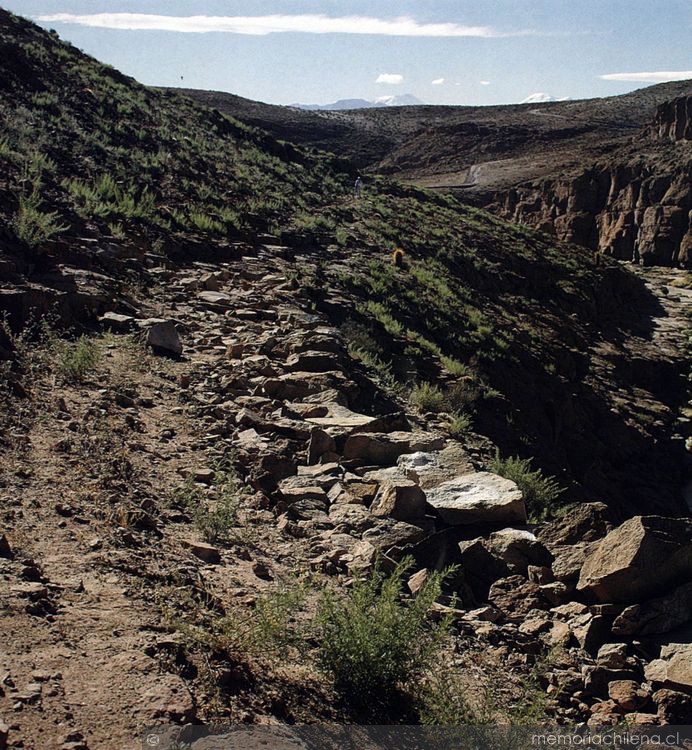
[490,96,692,267]
[650,94,692,142]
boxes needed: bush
[446,379,481,412]
[172,458,242,543]
[446,411,472,438]
[56,335,100,381]
[315,558,451,705]
[418,667,492,725]
[12,191,67,247]
[409,382,447,413]
[489,451,563,520]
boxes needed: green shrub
[410,382,447,413]
[349,346,402,394]
[12,191,67,247]
[172,458,242,543]
[56,335,100,381]
[446,379,481,412]
[440,356,472,377]
[488,451,563,520]
[446,411,472,438]
[418,667,492,725]
[315,558,451,705]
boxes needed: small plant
[56,334,101,381]
[418,666,493,725]
[440,356,472,377]
[489,451,563,520]
[446,378,481,412]
[409,382,447,413]
[349,345,403,394]
[172,457,243,543]
[315,557,452,706]
[12,190,67,247]
[446,411,472,438]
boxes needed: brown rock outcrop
[577,516,692,603]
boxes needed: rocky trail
[1,241,691,748]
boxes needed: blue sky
[4,1,692,105]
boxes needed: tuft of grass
[488,451,563,520]
[409,382,447,413]
[172,458,242,543]
[440,356,472,377]
[56,335,101,381]
[446,411,472,438]
[314,557,452,706]
[12,190,67,247]
[418,666,493,725]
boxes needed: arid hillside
[182,81,692,266]
[1,9,691,750]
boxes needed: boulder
[329,503,377,535]
[361,518,431,555]
[588,699,622,726]
[488,575,550,621]
[181,539,220,564]
[99,311,135,332]
[285,350,341,373]
[612,580,692,636]
[307,427,336,464]
[486,528,552,575]
[537,502,616,546]
[577,516,692,603]
[551,542,599,582]
[597,643,628,670]
[306,403,377,433]
[198,290,231,306]
[608,680,649,711]
[0,533,12,559]
[645,644,692,694]
[396,444,474,489]
[343,431,445,466]
[426,472,526,526]
[141,319,182,356]
[262,372,352,402]
[582,665,641,697]
[280,486,329,504]
[370,480,427,522]
[568,613,610,655]
[653,688,692,724]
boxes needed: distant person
[354,176,362,198]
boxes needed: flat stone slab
[397,444,474,490]
[198,291,231,306]
[425,472,526,525]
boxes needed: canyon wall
[491,96,691,266]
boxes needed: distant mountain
[292,93,423,110]
[519,92,571,104]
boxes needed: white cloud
[431,78,445,85]
[36,13,535,37]
[479,80,491,85]
[376,73,404,84]
[599,70,692,83]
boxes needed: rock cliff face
[491,97,692,267]
[651,94,692,142]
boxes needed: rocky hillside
[183,81,692,267]
[1,9,691,749]
[488,97,692,266]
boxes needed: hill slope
[181,81,692,266]
[0,9,691,747]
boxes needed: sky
[4,1,692,106]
